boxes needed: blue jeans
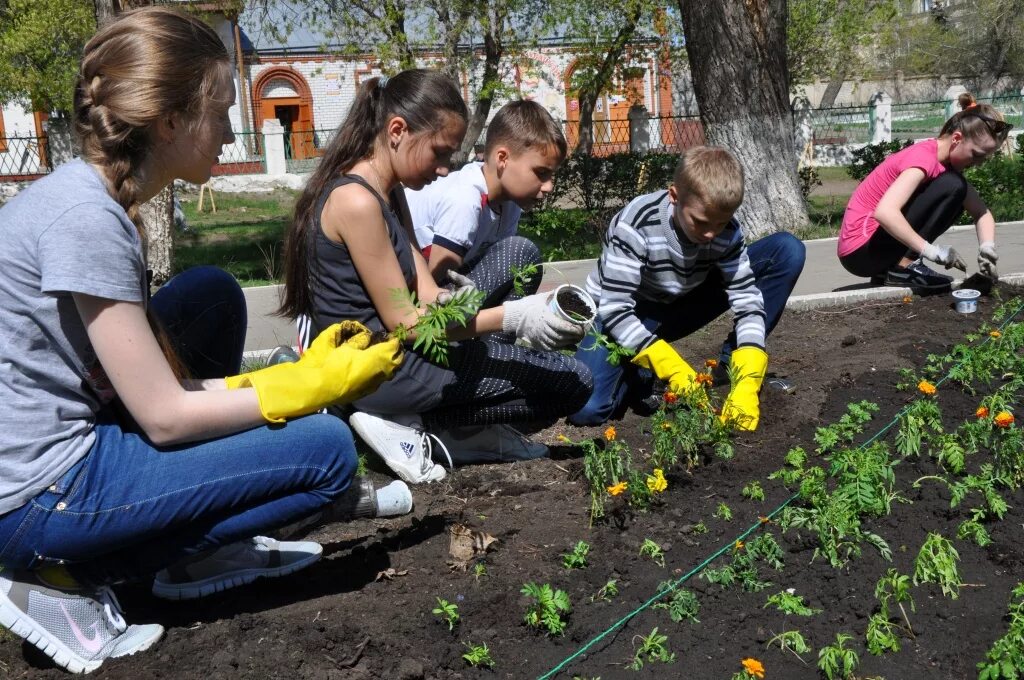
[569,233,806,426]
[0,267,358,583]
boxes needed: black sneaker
[880,260,952,294]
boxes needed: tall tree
[678,0,807,237]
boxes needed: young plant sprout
[562,541,590,570]
[432,598,460,631]
[628,627,675,670]
[388,286,486,365]
[522,582,571,636]
[913,532,962,599]
[462,642,495,668]
[639,539,666,567]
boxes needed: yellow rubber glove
[631,339,700,396]
[303,320,372,364]
[226,327,403,423]
[720,346,768,431]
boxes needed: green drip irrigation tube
[537,298,1024,680]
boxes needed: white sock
[375,480,413,517]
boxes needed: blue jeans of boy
[0,267,358,584]
[569,233,805,426]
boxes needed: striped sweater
[584,190,766,352]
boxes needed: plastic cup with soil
[550,284,597,328]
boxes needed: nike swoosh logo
[59,601,105,654]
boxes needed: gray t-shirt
[0,159,145,516]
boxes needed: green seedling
[639,539,665,567]
[813,400,879,454]
[742,480,765,502]
[562,541,590,569]
[865,612,901,655]
[874,568,915,635]
[766,630,812,660]
[510,262,540,297]
[701,533,784,593]
[565,431,630,524]
[583,330,636,367]
[654,581,699,623]
[817,633,859,680]
[895,397,944,458]
[432,598,460,631]
[691,520,708,534]
[462,642,495,668]
[628,627,675,670]
[522,582,571,636]
[714,502,733,521]
[592,579,619,602]
[389,287,485,365]
[764,589,821,616]
[978,582,1024,679]
[473,563,487,581]
[913,532,962,599]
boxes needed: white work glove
[436,271,477,305]
[921,243,967,271]
[502,293,586,351]
[978,241,999,280]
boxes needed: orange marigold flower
[661,422,672,431]
[995,411,1015,428]
[695,373,714,386]
[663,391,678,405]
[705,358,719,368]
[976,406,990,419]
[903,295,913,304]
[604,426,617,441]
[557,434,571,443]
[741,657,766,679]
[918,380,937,396]
[607,481,628,496]
[759,516,771,524]
[991,330,1002,338]
[734,540,745,551]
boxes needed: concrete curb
[785,273,1024,312]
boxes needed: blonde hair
[73,6,231,237]
[672,146,744,213]
[484,100,567,160]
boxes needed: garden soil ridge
[4,288,1024,679]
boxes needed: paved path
[242,221,1024,353]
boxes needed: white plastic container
[549,284,597,328]
[952,288,981,314]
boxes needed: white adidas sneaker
[348,412,451,484]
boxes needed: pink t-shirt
[838,138,951,257]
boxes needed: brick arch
[252,66,316,159]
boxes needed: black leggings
[840,171,967,278]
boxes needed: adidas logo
[400,441,416,459]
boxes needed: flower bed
[4,291,1024,679]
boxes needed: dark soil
[5,289,1024,680]
[556,287,595,323]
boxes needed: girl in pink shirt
[838,104,1009,292]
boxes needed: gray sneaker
[151,536,321,601]
[434,424,549,464]
[0,571,164,674]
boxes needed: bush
[544,151,678,221]
[847,140,915,181]
[519,207,603,262]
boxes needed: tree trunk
[141,186,174,286]
[459,20,503,160]
[678,0,808,237]
[92,0,120,26]
[574,4,642,155]
[819,69,846,108]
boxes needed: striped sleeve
[592,207,657,352]
[717,221,766,350]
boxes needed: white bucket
[549,284,597,328]
[952,288,981,314]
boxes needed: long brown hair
[74,5,232,238]
[939,103,1008,144]
[278,69,467,320]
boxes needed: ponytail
[939,102,1009,144]
[279,69,467,320]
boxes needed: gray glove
[921,243,967,271]
[978,241,999,280]
[436,271,477,305]
[502,293,586,350]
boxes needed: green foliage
[509,262,540,297]
[650,392,735,469]
[913,532,962,599]
[787,0,899,84]
[714,502,734,521]
[654,581,700,623]
[432,598,460,631]
[473,563,487,581]
[522,582,571,636]
[874,569,915,616]
[813,401,880,455]
[742,480,766,502]
[766,630,812,658]
[638,539,665,567]
[817,633,859,680]
[895,398,944,458]
[592,579,619,602]
[572,432,629,523]
[518,208,603,262]
[628,627,675,670]
[462,642,495,668]
[865,612,901,655]
[390,286,485,365]
[582,330,636,367]
[562,541,590,570]
[798,165,823,200]
[978,583,1024,679]
[764,589,821,617]
[0,0,96,112]
[770,447,811,487]
[847,140,915,181]
[701,533,784,593]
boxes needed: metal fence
[890,99,947,140]
[284,128,338,174]
[807,104,873,145]
[0,136,50,180]
[211,130,264,176]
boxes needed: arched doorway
[252,67,316,160]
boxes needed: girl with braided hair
[0,7,406,673]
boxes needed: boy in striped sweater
[569,146,805,430]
